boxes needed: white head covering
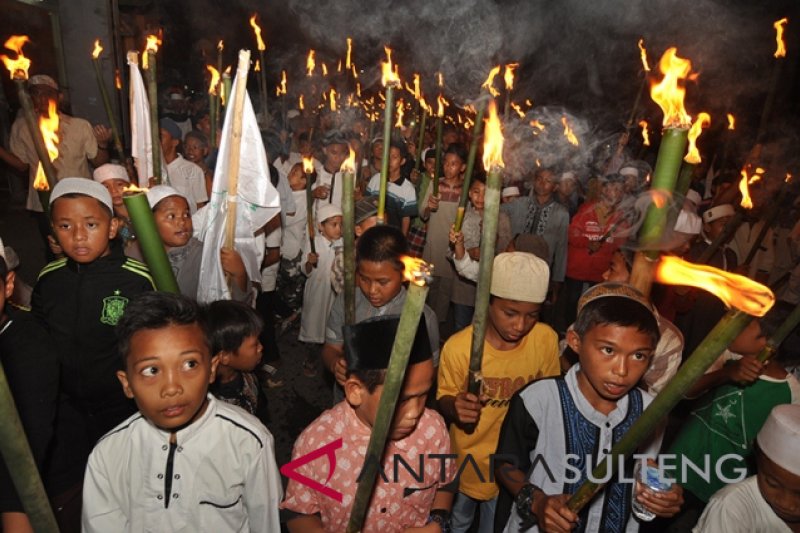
[146,185,196,214]
[93,164,131,184]
[675,209,702,235]
[491,252,549,303]
[502,186,520,198]
[757,404,800,476]
[316,203,343,223]
[685,190,702,212]
[702,204,735,224]
[50,177,113,213]
[29,74,58,91]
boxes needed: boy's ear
[209,354,221,383]
[344,377,365,407]
[116,370,134,399]
[566,329,582,355]
[108,216,120,240]
[354,224,364,238]
[3,271,15,299]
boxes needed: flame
[329,88,337,112]
[220,66,231,106]
[739,168,760,209]
[561,116,579,146]
[298,94,304,110]
[400,256,433,286]
[419,96,429,114]
[504,63,518,90]
[351,63,358,78]
[482,101,504,171]
[337,59,342,72]
[279,70,287,95]
[115,69,122,90]
[684,112,711,164]
[395,99,404,127]
[511,102,525,118]
[345,37,352,69]
[341,147,357,174]
[356,82,361,98]
[727,113,735,130]
[381,46,400,87]
[302,156,314,174]
[92,39,103,59]
[655,256,774,316]
[254,60,260,72]
[322,62,328,77]
[249,15,266,51]
[33,99,60,191]
[1,35,31,80]
[122,183,149,193]
[306,49,315,76]
[436,94,446,118]
[774,17,788,58]
[206,65,220,95]
[529,119,545,131]
[142,34,161,69]
[650,47,693,128]
[405,73,421,101]
[786,173,792,184]
[482,65,501,97]
[639,120,650,146]
[637,38,651,72]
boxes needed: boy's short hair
[444,143,468,163]
[574,283,660,347]
[356,225,408,271]
[49,177,114,218]
[207,300,264,355]
[321,129,348,147]
[184,130,209,148]
[116,292,209,368]
[388,137,408,159]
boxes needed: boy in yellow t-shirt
[437,252,560,532]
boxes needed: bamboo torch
[206,64,220,151]
[414,97,428,174]
[250,15,268,123]
[742,174,792,268]
[567,256,775,512]
[432,88,445,197]
[303,157,317,254]
[142,34,162,184]
[376,46,400,225]
[502,63,517,123]
[346,257,433,533]
[341,148,357,325]
[91,39,125,159]
[756,17,788,143]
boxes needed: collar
[565,364,632,428]
[342,400,415,451]
[66,240,125,273]
[146,393,218,445]
[391,173,407,186]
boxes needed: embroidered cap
[50,177,113,213]
[757,404,800,476]
[502,186,520,198]
[146,185,195,214]
[577,282,654,316]
[355,197,378,225]
[159,117,182,141]
[702,204,735,224]
[491,252,550,303]
[343,315,431,371]
[93,164,131,184]
[29,74,58,91]
[316,203,343,224]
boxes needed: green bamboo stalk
[346,281,430,533]
[432,114,444,197]
[305,168,316,255]
[144,50,161,184]
[758,302,800,362]
[342,167,356,325]
[13,79,57,189]
[454,99,487,232]
[122,192,179,292]
[376,83,396,225]
[258,49,268,119]
[567,309,755,512]
[0,361,59,532]
[92,56,125,159]
[414,109,427,173]
[675,162,695,198]
[223,72,232,111]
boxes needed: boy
[282,316,455,532]
[32,178,154,528]
[493,283,684,532]
[82,292,282,532]
[159,117,208,208]
[93,163,141,260]
[365,137,418,234]
[312,129,350,211]
[437,252,560,532]
[694,404,800,532]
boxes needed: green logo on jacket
[100,290,129,326]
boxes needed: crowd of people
[1,70,799,533]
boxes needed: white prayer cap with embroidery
[757,404,800,476]
[50,177,113,213]
[491,252,549,303]
[93,164,130,184]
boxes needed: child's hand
[427,194,440,212]
[307,252,319,267]
[220,248,247,291]
[449,226,466,259]
[533,493,578,533]
[724,357,765,384]
[635,481,684,518]
[47,235,64,258]
[312,185,330,200]
[453,392,483,426]
[332,356,347,386]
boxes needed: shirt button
[174,474,180,480]
[603,448,609,454]
[177,446,183,452]
[157,474,163,479]
[173,493,179,499]
[157,495,163,500]
[162,445,168,451]
[605,422,611,428]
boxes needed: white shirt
[166,155,209,207]
[312,163,343,212]
[694,476,791,533]
[281,190,308,261]
[82,395,282,533]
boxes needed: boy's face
[602,251,630,283]
[221,334,263,373]
[117,323,218,431]
[354,216,378,237]
[154,196,193,249]
[320,216,343,240]
[757,451,800,525]
[324,143,348,172]
[488,296,541,345]
[371,141,384,159]
[601,182,625,207]
[357,259,404,308]
[101,178,130,209]
[423,157,436,178]
[184,137,208,164]
[567,323,654,414]
[288,166,307,191]
[51,197,119,263]
[346,359,434,441]
[443,153,465,181]
[534,171,557,197]
[159,128,179,155]
[468,180,486,210]
[388,147,406,175]
[729,319,766,356]
[196,115,211,137]
[704,216,731,241]
[559,179,577,196]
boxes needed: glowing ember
[302,156,314,174]
[637,38,651,72]
[400,256,433,286]
[684,112,711,164]
[341,147,357,174]
[298,94,304,110]
[561,116,579,146]
[504,63,519,90]
[92,39,103,59]
[329,88,337,112]
[482,65,501,97]
[381,46,400,87]
[774,17,788,58]
[206,65,220,95]
[511,102,525,118]
[306,50,316,77]
[639,120,650,146]
[727,113,735,130]
[650,47,693,128]
[345,37,352,69]
[249,15,266,51]
[656,255,775,316]
[483,101,505,171]
[1,35,31,80]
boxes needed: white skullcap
[757,404,800,476]
[287,109,301,119]
[619,166,639,178]
[146,185,195,213]
[560,171,577,182]
[686,189,702,209]
[502,186,520,198]
[491,252,550,303]
[93,164,130,184]
[702,204,735,224]
[29,74,58,91]
[674,209,702,235]
[50,177,113,213]
[316,203,343,223]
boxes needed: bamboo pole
[91,53,125,159]
[12,80,57,190]
[342,164,356,325]
[376,83,396,225]
[432,113,444,196]
[414,109,427,173]
[758,302,800,362]
[305,166,317,255]
[223,50,252,252]
[143,46,161,184]
[122,192,179,293]
[454,98,487,232]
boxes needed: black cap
[344,315,431,371]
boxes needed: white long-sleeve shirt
[82,395,282,532]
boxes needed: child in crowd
[694,404,800,532]
[82,292,281,532]
[92,163,142,260]
[312,130,349,211]
[183,130,213,197]
[299,203,343,375]
[406,147,438,258]
[159,117,208,208]
[32,178,154,529]
[208,299,270,426]
[365,137,418,234]
[493,282,684,532]
[322,225,440,401]
[282,316,455,532]
[501,186,520,203]
[437,252,560,532]
[277,162,309,327]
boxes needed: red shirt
[566,201,625,282]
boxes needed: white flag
[196,68,281,303]
[128,53,168,187]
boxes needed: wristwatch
[426,509,451,533]
[515,483,538,528]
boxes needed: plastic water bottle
[631,460,673,521]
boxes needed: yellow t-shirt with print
[436,322,560,500]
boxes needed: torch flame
[655,255,774,316]
[115,69,122,90]
[511,102,525,118]
[482,65,501,97]
[92,39,103,59]
[351,63,358,79]
[279,70,287,95]
[482,101,505,171]
[249,15,266,51]
[254,60,260,72]
[302,156,314,174]
[436,94,446,118]
[142,34,161,69]
[739,169,760,209]
[1,35,31,80]
[637,38,651,72]
[727,113,735,130]
[306,50,315,77]
[437,72,444,88]
[122,183,149,193]
[504,63,518,90]
[356,82,362,98]
[217,40,224,52]
[786,173,792,184]
[329,88,337,112]
[684,112,711,164]
[529,119,545,131]
[561,116,580,146]
[206,65,220,95]
[639,120,651,146]
[381,46,400,87]
[650,47,693,128]
[395,99,404,128]
[774,17,788,58]
[341,147,357,174]
[400,256,433,287]
[33,99,60,191]
[322,62,328,77]
[346,37,352,69]
[298,94,304,110]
